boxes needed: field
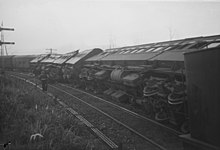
[0,75,106,150]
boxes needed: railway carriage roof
[150,50,186,61]
[100,52,160,61]
[66,49,94,64]
[151,36,220,61]
[0,55,15,58]
[66,48,103,64]
[30,54,50,63]
[86,34,220,62]
[13,55,35,57]
[41,54,61,63]
[13,55,36,59]
[86,51,117,61]
[53,50,78,64]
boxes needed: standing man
[39,71,48,92]
[0,71,5,89]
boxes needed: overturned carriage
[82,35,220,131]
[12,55,36,71]
[30,54,51,76]
[32,51,78,82]
[51,50,79,82]
[64,48,103,85]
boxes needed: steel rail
[15,72,181,135]
[50,84,167,150]
[59,83,182,135]
[9,74,118,150]
[11,72,167,150]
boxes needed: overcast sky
[1,0,220,55]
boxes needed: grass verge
[0,76,106,150]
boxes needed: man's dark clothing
[39,73,48,91]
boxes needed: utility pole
[46,48,57,54]
[168,26,175,41]
[0,22,15,71]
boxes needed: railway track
[9,72,184,150]
[9,74,118,150]
[14,72,183,135]
[59,83,182,135]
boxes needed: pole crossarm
[46,48,57,54]
[0,27,14,31]
[0,41,15,45]
[1,23,15,72]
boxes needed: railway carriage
[1,34,220,139]
[30,54,50,76]
[0,55,36,71]
[52,50,79,82]
[38,54,62,82]
[30,54,50,65]
[64,48,103,86]
[83,35,220,131]
[12,55,36,71]
[0,55,15,70]
[181,45,220,150]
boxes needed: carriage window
[123,50,130,54]
[176,44,191,49]
[168,45,180,50]
[203,42,220,49]
[130,49,139,53]
[152,47,163,52]
[145,47,155,52]
[136,48,146,53]
[126,48,132,50]
[188,42,207,49]
[119,51,126,54]
[204,39,216,42]
[101,52,108,55]
[163,46,172,51]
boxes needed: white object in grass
[30,133,43,141]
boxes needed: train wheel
[155,111,169,122]
[180,120,189,133]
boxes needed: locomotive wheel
[180,120,189,133]
[143,89,158,97]
[155,111,169,122]
[168,93,185,103]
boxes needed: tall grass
[0,76,107,150]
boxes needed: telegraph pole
[46,48,57,54]
[0,22,15,71]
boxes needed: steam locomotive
[1,35,220,132]
[81,35,220,129]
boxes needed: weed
[0,77,106,150]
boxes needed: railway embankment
[0,76,107,150]
[10,72,184,150]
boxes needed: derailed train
[0,55,36,71]
[1,34,220,131]
[80,35,220,130]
